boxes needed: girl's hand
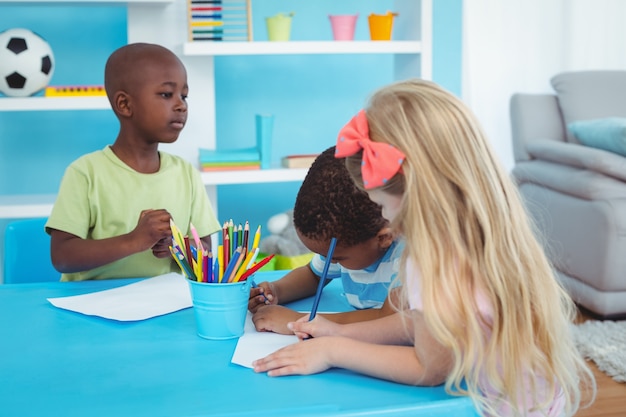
[252,337,338,376]
[288,315,342,340]
[252,305,305,334]
[248,281,276,313]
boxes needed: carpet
[572,320,626,383]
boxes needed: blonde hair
[345,79,594,416]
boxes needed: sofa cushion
[551,71,626,143]
[568,118,626,157]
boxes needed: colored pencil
[244,247,260,270]
[232,248,255,282]
[308,237,337,322]
[226,247,245,283]
[238,253,275,282]
[250,278,269,303]
[242,221,250,258]
[222,246,242,283]
[217,245,224,282]
[251,225,261,249]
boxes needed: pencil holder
[187,280,251,340]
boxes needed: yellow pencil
[169,246,187,278]
[217,245,224,283]
[245,247,260,270]
[251,225,261,249]
[195,251,202,282]
[233,249,255,282]
[170,219,186,253]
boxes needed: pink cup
[329,14,358,41]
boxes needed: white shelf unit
[183,40,423,56]
[0,96,110,111]
[0,195,57,219]
[201,168,309,186]
[0,0,431,219]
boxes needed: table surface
[0,271,478,417]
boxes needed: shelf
[0,96,110,112]
[0,170,308,218]
[0,0,172,4]
[201,168,308,185]
[183,41,422,56]
[0,194,56,219]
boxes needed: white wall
[462,0,626,171]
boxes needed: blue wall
[0,0,462,234]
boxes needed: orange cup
[368,12,397,41]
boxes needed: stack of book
[199,147,260,172]
[281,153,319,169]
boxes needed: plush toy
[259,209,310,256]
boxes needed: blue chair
[3,218,60,284]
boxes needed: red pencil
[239,254,275,282]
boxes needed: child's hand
[252,336,337,377]
[132,209,172,252]
[248,281,276,313]
[251,305,306,334]
[289,315,341,340]
[151,237,171,258]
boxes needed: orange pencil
[227,247,245,283]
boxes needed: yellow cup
[368,11,397,41]
[266,12,294,41]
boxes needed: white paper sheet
[231,312,299,368]
[47,273,192,321]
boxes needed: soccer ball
[0,28,55,97]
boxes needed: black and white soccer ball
[0,28,55,97]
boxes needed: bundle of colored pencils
[169,219,273,284]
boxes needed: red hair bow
[335,110,405,189]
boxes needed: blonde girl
[252,79,594,417]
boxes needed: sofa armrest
[510,93,566,162]
[526,141,626,182]
[513,159,626,200]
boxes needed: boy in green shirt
[46,43,220,281]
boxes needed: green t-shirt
[46,146,220,281]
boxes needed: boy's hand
[251,305,306,335]
[151,237,171,258]
[132,209,172,253]
[248,281,277,313]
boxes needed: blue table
[0,271,478,417]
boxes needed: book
[201,160,260,167]
[281,154,319,169]
[201,164,260,172]
[199,147,260,163]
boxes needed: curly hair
[293,146,388,246]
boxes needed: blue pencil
[308,237,337,322]
[212,257,219,283]
[222,246,242,283]
[250,279,269,303]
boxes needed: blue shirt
[309,240,403,309]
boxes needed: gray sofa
[510,70,626,319]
